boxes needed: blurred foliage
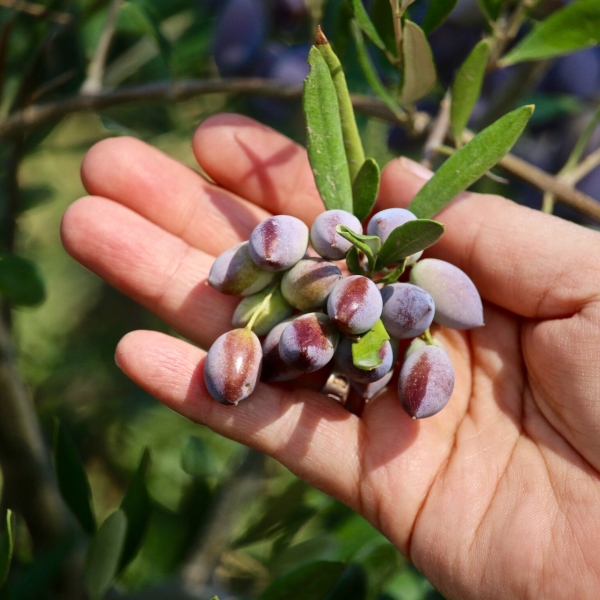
[0,0,598,599]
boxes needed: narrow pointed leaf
[54,420,96,535]
[119,1,171,69]
[376,261,407,285]
[119,448,152,571]
[376,220,445,269]
[451,39,491,144]
[335,225,381,272]
[0,510,13,587]
[350,0,386,51]
[409,105,534,218]
[316,30,365,181]
[353,158,380,222]
[401,20,436,105]
[422,0,458,34]
[85,510,128,600]
[477,0,503,21]
[234,480,312,547]
[345,247,364,275]
[0,254,46,306]
[351,22,404,119]
[351,320,390,370]
[563,105,600,172]
[258,560,346,600]
[304,47,353,212]
[372,0,398,57]
[501,0,600,66]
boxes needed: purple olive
[381,283,435,339]
[214,0,266,77]
[334,336,394,384]
[351,369,394,400]
[208,241,275,296]
[327,275,383,335]
[398,345,455,418]
[261,318,302,382]
[248,215,309,272]
[204,328,262,405]
[281,258,342,311]
[366,208,422,264]
[279,313,339,372]
[310,209,363,260]
[409,259,484,330]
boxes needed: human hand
[61,113,600,600]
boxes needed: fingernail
[400,157,433,181]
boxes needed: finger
[61,196,236,347]
[379,158,600,319]
[115,329,362,509]
[192,113,324,224]
[81,136,270,256]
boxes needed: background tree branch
[0,315,69,550]
[0,78,598,221]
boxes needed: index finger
[378,158,600,319]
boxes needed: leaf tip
[524,104,536,115]
[316,25,328,46]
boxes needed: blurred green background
[0,0,599,598]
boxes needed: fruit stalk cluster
[204,208,483,418]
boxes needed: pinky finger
[115,330,363,507]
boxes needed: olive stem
[245,286,276,332]
[422,328,435,345]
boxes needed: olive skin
[281,258,342,311]
[398,345,455,418]
[334,336,394,384]
[409,259,484,330]
[248,215,309,271]
[208,241,275,296]
[327,275,383,335]
[279,313,339,373]
[380,283,435,339]
[310,209,363,260]
[204,328,263,405]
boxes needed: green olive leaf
[345,247,364,276]
[316,32,366,182]
[349,0,386,51]
[400,20,436,105]
[351,320,390,370]
[351,21,404,119]
[85,510,128,600]
[422,0,458,34]
[372,0,398,57]
[303,47,353,212]
[352,158,380,222]
[375,261,408,286]
[0,510,13,587]
[409,105,534,218]
[119,448,152,572]
[451,39,491,145]
[257,560,346,600]
[0,254,46,306]
[335,225,381,273]
[501,0,600,66]
[476,0,503,21]
[376,219,444,269]
[53,419,96,535]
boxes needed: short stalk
[245,286,276,332]
[422,328,435,345]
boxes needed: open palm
[61,114,600,599]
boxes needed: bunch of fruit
[204,207,483,418]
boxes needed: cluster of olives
[204,208,483,418]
